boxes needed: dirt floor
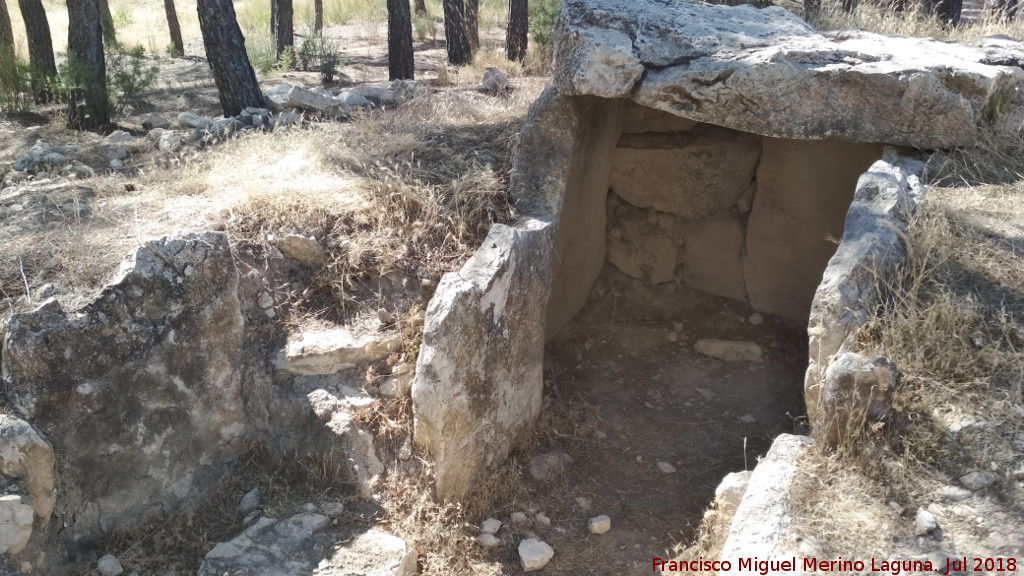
[478,267,808,575]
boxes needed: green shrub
[529,0,561,58]
[0,54,33,112]
[106,45,160,115]
[298,33,341,83]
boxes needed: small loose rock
[915,508,938,536]
[656,461,677,474]
[97,554,124,576]
[518,538,554,572]
[477,533,501,549]
[481,518,501,535]
[588,515,611,534]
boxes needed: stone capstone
[0,415,55,521]
[412,218,555,501]
[554,0,1024,148]
[0,232,247,539]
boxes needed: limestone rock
[314,528,417,576]
[480,518,501,534]
[656,461,676,474]
[176,112,215,130]
[610,126,761,219]
[818,352,897,447]
[279,328,401,375]
[350,80,418,108]
[198,513,332,576]
[959,470,999,491]
[588,515,611,534]
[719,434,813,562]
[481,67,510,94]
[265,84,344,114]
[694,339,763,363]
[715,470,753,508]
[477,533,501,549]
[804,150,927,426]
[157,130,184,153]
[1,233,247,541]
[0,495,33,555]
[277,233,323,264]
[0,415,55,520]
[13,141,76,173]
[412,218,555,501]
[683,218,747,302]
[239,488,260,515]
[915,508,939,535]
[141,113,169,130]
[554,0,1024,147]
[528,452,573,482]
[96,555,124,576]
[306,388,383,499]
[518,538,554,572]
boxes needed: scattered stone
[518,538,554,572]
[0,495,34,555]
[321,502,345,518]
[158,130,184,153]
[481,518,502,534]
[109,159,125,170]
[176,112,215,130]
[666,331,678,343]
[265,83,342,113]
[257,291,274,309]
[915,508,938,536]
[511,511,530,527]
[239,488,260,515]
[738,414,757,424]
[959,470,999,491]
[693,339,763,362]
[13,141,77,172]
[377,308,397,325]
[0,414,56,520]
[277,233,322,264]
[378,371,414,398]
[695,387,716,401]
[273,109,302,127]
[141,113,170,130]
[535,513,551,528]
[934,485,973,501]
[588,515,611,535]
[818,353,897,447]
[748,313,764,325]
[198,513,332,576]
[656,461,676,474]
[97,554,124,576]
[477,533,501,549]
[714,470,753,508]
[306,389,384,499]
[481,67,511,94]
[34,283,56,300]
[279,328,402,375]
[574,496,592,511]
[672,322,684,332]
[527,451,574,481]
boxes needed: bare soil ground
[478,267,808,575]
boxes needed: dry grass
[810,0,1024,39]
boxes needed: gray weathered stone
[959,470,999,491]
[306,388,384,499]
[0,415,55,521]
[96,554,124,576]
[588,515,611,534]
[805,150,927,426]
[277,233,323,264]
[527,452,573,482]
[278,329,402,375]
[818,352,897,447]
[176,112,216,130]
[412,218,555,500]
[315,528,417,576]
[719,434,813,569]
[13,141,77,172]
[481,67,511,94]
[518,538,554,571]
[141,113,170,130]
[694,339,763,363]
[0,495,33,555]
[1,233,247,539]
[553,0,1024,148]
[198,513,333,576]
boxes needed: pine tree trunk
[505,0,527,63]
[18,0,57,100]
[465,0,478,50]
[387,0,414,80]
[164,0,184,56]
[272,0,293,62]
[931,0,963,24]
[66,0,109,129]
[414,0,426,15]
[442,0,471,66]
[98,0,117,48]
[197,0,265,116]
[313,0,323,33]
[0,0,15,65]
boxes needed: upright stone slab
[412,218,556,501]
[1,233,247,537]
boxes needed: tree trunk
[66,0,109,129]
[505,0,526,63]
[98,0,117,48]
[164,0,184,56]
[197,0,265,116]
[465,0,478,50]
[272,0,293,63]
[18,0,57,100]
[993,0,1019,20]
[931,0,962,25]
[387,0,414,80]
[313,0,323,33]
[442,0,471,65]
[0,0,15,65]
[803,0,821,19]
[414,0,426,15]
